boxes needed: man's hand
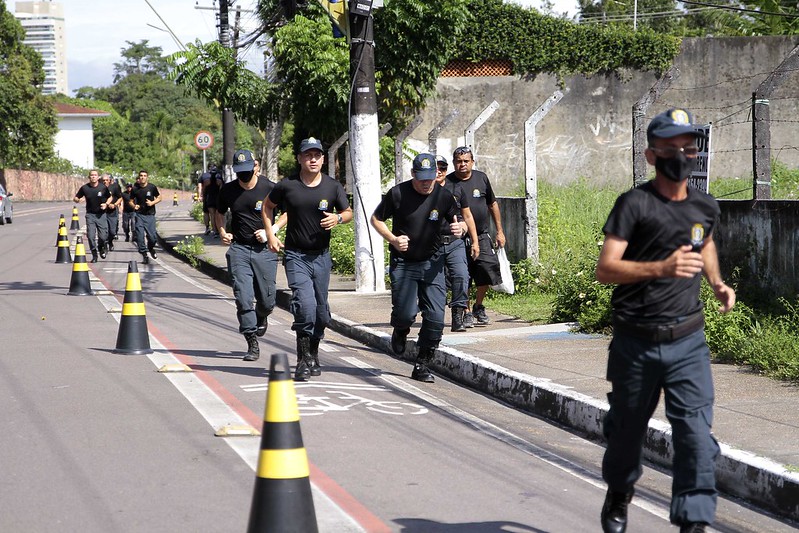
[449,216,463,238]
[495,229,506,249]
[220,230,233,245]
[665,245,704,278]
[254,229,267,244]
[392,234,409,252]
[320,211,337,230]
[267,233,284,253]
[470,242,480,260]
[713,281,736,313]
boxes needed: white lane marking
[342,356,672,525]
[92,285,363,531]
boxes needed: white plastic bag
[491,247,515,295]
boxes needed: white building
[14,0,68,95]
[54,103,110,169]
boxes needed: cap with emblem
[412,153,437,181]
[647,108,706,143]
[299,137,324,153]
[232,150,255,173]
[435,155,448,169]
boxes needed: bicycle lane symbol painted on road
[240,381,429,416]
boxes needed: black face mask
[237,171,254,183]
[655,153,695,182]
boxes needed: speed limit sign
[194,131,214,151]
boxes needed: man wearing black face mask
[595,108,736,533]
[216,149,279,362]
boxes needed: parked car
[0,185,13,225]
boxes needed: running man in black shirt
[102,174,123,251]
[74,169,111,263]
[262,137,352,381]
[371,153,462,383]
[596,109,735,533]
[129,170,161,265]
[216,149,280,362]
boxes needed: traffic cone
[247,353,318,533]
[70,206,80,230]
[67,236,93,296]
[55,224,72,263]
[54,214,65,246]
[114,261,152,354]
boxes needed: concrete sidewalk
[155,203,799,523]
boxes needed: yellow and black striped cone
[114,261,152,354]
[55,214,65,246]
[247,353,318,533]
[55,224,72,263]
[67,236,93,295]
[70,206,80,230]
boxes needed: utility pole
[348,0,385,292]
[219,0,235,181]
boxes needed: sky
[49,0,579,94]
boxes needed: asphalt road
[0,202,794,532]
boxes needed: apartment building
[14,0,68,95]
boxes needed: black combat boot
[680,523,707,533]
[256,314,268,337]
[243,333,260,362]
[600,488,634,533]
[451,307,466,332]
[391,327,410,354]
[295,335,312,381]
[309,337,321,376]
[411,346,436,383]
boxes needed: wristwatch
[337,214,343,224]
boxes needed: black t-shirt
[602,181,721,321]
[373,181,459,262]
[76,183,111,215]
[105,182,122,214]
[121,190,135,213]
[268,174,349,251]
[130,183,161,216]
[217,177,275,245]
[446,169,495,234]
[203,178,221,207]
[438,180,465,236]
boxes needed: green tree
[113,40,169,82]
[0,1,57,169]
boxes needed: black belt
[440,235,456,245]
[612,312,704,343]
[288,247,328,255]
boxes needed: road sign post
[195,131,214,173]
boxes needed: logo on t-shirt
[429,209,440,221]
[690,223,704,248]
[96,191,103,197]
[472,189,481,198]
[255,200,263,212]
[318,199,329,211]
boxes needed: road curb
[157,230,799,522]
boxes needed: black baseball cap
[647,108,706,143]
[412,153,437,180]
[232,149,255,173]
[299,137,323,153]
[435,155,448,169]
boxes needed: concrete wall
[0,169,85,202]
[716,200,799,299]
[417,36,799,195]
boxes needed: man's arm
[488,201,506,248]
[595,234,704,285]
[700,236,735,313]
[370,214,408,252]
[461,207,480,259]
[261,198,283,252]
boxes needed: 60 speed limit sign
[194,131,214,151]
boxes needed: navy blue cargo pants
[442,238,469,309]
[602,328,720,526]
[389,250,446,350]
[283,248,332,340]
[85,212,107,253]
[226,242,278,335]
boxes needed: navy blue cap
[412,153,437,180]
[232,150,255,173]
[647,108,706,142]
[299,137,323,153]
